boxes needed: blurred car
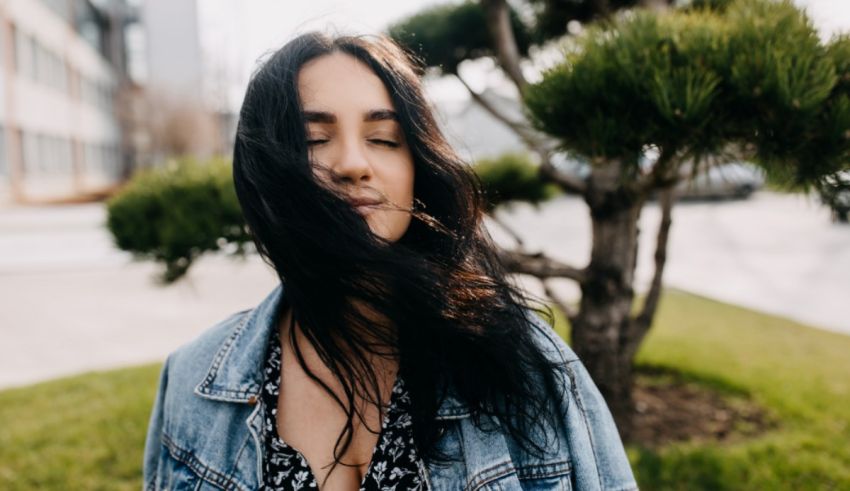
[818,170,850,223]
[550,152,765,200]
[550,152,592,180]
[672,161,765,200]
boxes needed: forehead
[297,52,393,111]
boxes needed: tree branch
[541,278,578,321]
[591,0,612,17]
[639,0,674,12]
[489,210,525,248]
[498,248,586,282]
[454,73,543,148]
[632,147,679,196]
[539,154,589,195]
[455,73,588,196]
[461,2,590,197]
[630,185,675,354]
[489,210,581,318]
[480,0,527,91]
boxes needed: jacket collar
[194,283,471,420]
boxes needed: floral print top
[259,327,428,490]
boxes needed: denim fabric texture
[143,284,638,491]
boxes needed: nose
[330,137,373,184]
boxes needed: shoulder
[166,309,252,381]
[150,308,257,446]
[156,308,253,416]
[144,305,269,490]
[522,309,638,491]
[523,309,579,365]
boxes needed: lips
[346,196,384,217]
[346,196,384,207]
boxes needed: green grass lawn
[1,288,848,490]
[628,290,850,490]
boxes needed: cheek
[376,158,414,241]
[391,158,415,205]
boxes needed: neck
[277,303,399,377]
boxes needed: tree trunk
[590,0,612,18]
[570,160,645,439]
[639,0,673,12]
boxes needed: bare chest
[275,342,396,489]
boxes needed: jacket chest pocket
[153,454,208,491]
[429,423,573,490]
[473,462,573,491]
[517,475,572,491]
[154,453,246,491]
[151,436,248,491]
[515,461,572,491]
[517,462,573,491]
[154,457,199,490]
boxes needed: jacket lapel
[194,284,283,403]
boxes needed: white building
[0,0,134,205]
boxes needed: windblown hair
[232,31,563,483]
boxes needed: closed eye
[369,139,400,148]
[306,138,400,148]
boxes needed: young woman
[143,32,637,491]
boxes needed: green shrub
[473,152,560,211]
[106,157,250,283]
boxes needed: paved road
[1,191,847,389]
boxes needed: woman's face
[297,52,415,243]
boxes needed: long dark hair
[232,31,563,482]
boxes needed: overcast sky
[196,0,850,110]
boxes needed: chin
[365,214,408,243]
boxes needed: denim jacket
[143,284,637,491]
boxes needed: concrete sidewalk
[0,203,279,389]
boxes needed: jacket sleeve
[142,355,171,491]
[527,312,638,491]
[562,355,637,490]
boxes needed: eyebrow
[303,109,398,124]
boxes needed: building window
[75,0,104,54]
[13,27,70,94]
[34,42,47,85]
[43,135,72,174]
[20,132,74,175]
[79,75,114,113]
[83,141,121,178]
[40,48,67,92]
[0,126,7,177]
[14,29,35,79]
[22,132,38,173]
[85,142,99,175]
[67,65,79,98]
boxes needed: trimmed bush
[473,152,560,211]
[106,157,250,282]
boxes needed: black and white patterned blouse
[259,327,428,490]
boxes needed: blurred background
[0,0,849,489]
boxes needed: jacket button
[247,395,258,405]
